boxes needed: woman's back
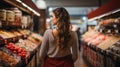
[40,29,78,61]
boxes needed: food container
[21,16,28,28]
[6,10,15,25]
[0,9,6,21]
[27,15,31,24]
[13,8,22,25]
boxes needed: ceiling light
[35,0,47,9]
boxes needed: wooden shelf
[0,0,40,16]
[88,0,120,21]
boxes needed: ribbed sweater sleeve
[39,30,49,61]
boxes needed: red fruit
[21,54,26,58]
[23,51,27,53]
[8,45,12,48]
[11,47,15,51]
[17,48,22,53]
[22,53,25,56]
[21,51,27,54]
[22,50,25,52]
[14,46,18,50]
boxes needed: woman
[39,7,78,67]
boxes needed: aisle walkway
[74,49,89,67]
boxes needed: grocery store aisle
[74,47,89,67]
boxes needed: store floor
[74,48,89,67]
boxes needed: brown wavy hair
[53,7,71,49]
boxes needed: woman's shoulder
[44,29,52,35]
[45,29,52,32]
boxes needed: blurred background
[1,0,120,67]
[33,0,110,34]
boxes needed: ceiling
[34,0,110,17]
[44,0,110,7]
[48,7,98,16]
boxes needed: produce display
[86,33,107,46]
[0,1,42,66]
[82,24,120,67]
[0,30,15,38]
[5,43,29,58]
[89,34,108,46]
[16,39,37,51]
[27,33,42,45]
[24,40,37,50]
[0,50,18,67]
[11,31,22,36]
[0,31,9,38]
[16,42,33,52]
[0,29,43,67]
[98,36,120,50]
[31,32,43,41]
[18,29,31,35]
[0,47,21,61]
[107,40,120,55]
[98,18,120,35]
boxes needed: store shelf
[0,0,42,67]
[82,30,120,67]
[85,0,120,67]
[0,29,42,67]
[0,0,40,16]
[88,0,120,21]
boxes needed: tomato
[17,48,22,53]
[21,53,26,58]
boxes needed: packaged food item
[12,8,22,26]
[6,10,15,25]
[27,15,31,24]
[21,16,28,28]
[0,9,6,21]
[21,15,31,29]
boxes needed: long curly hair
[53,7,71,49]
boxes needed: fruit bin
[82,41,106,67]
[0,47,21,67]
[106,51,120,67]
